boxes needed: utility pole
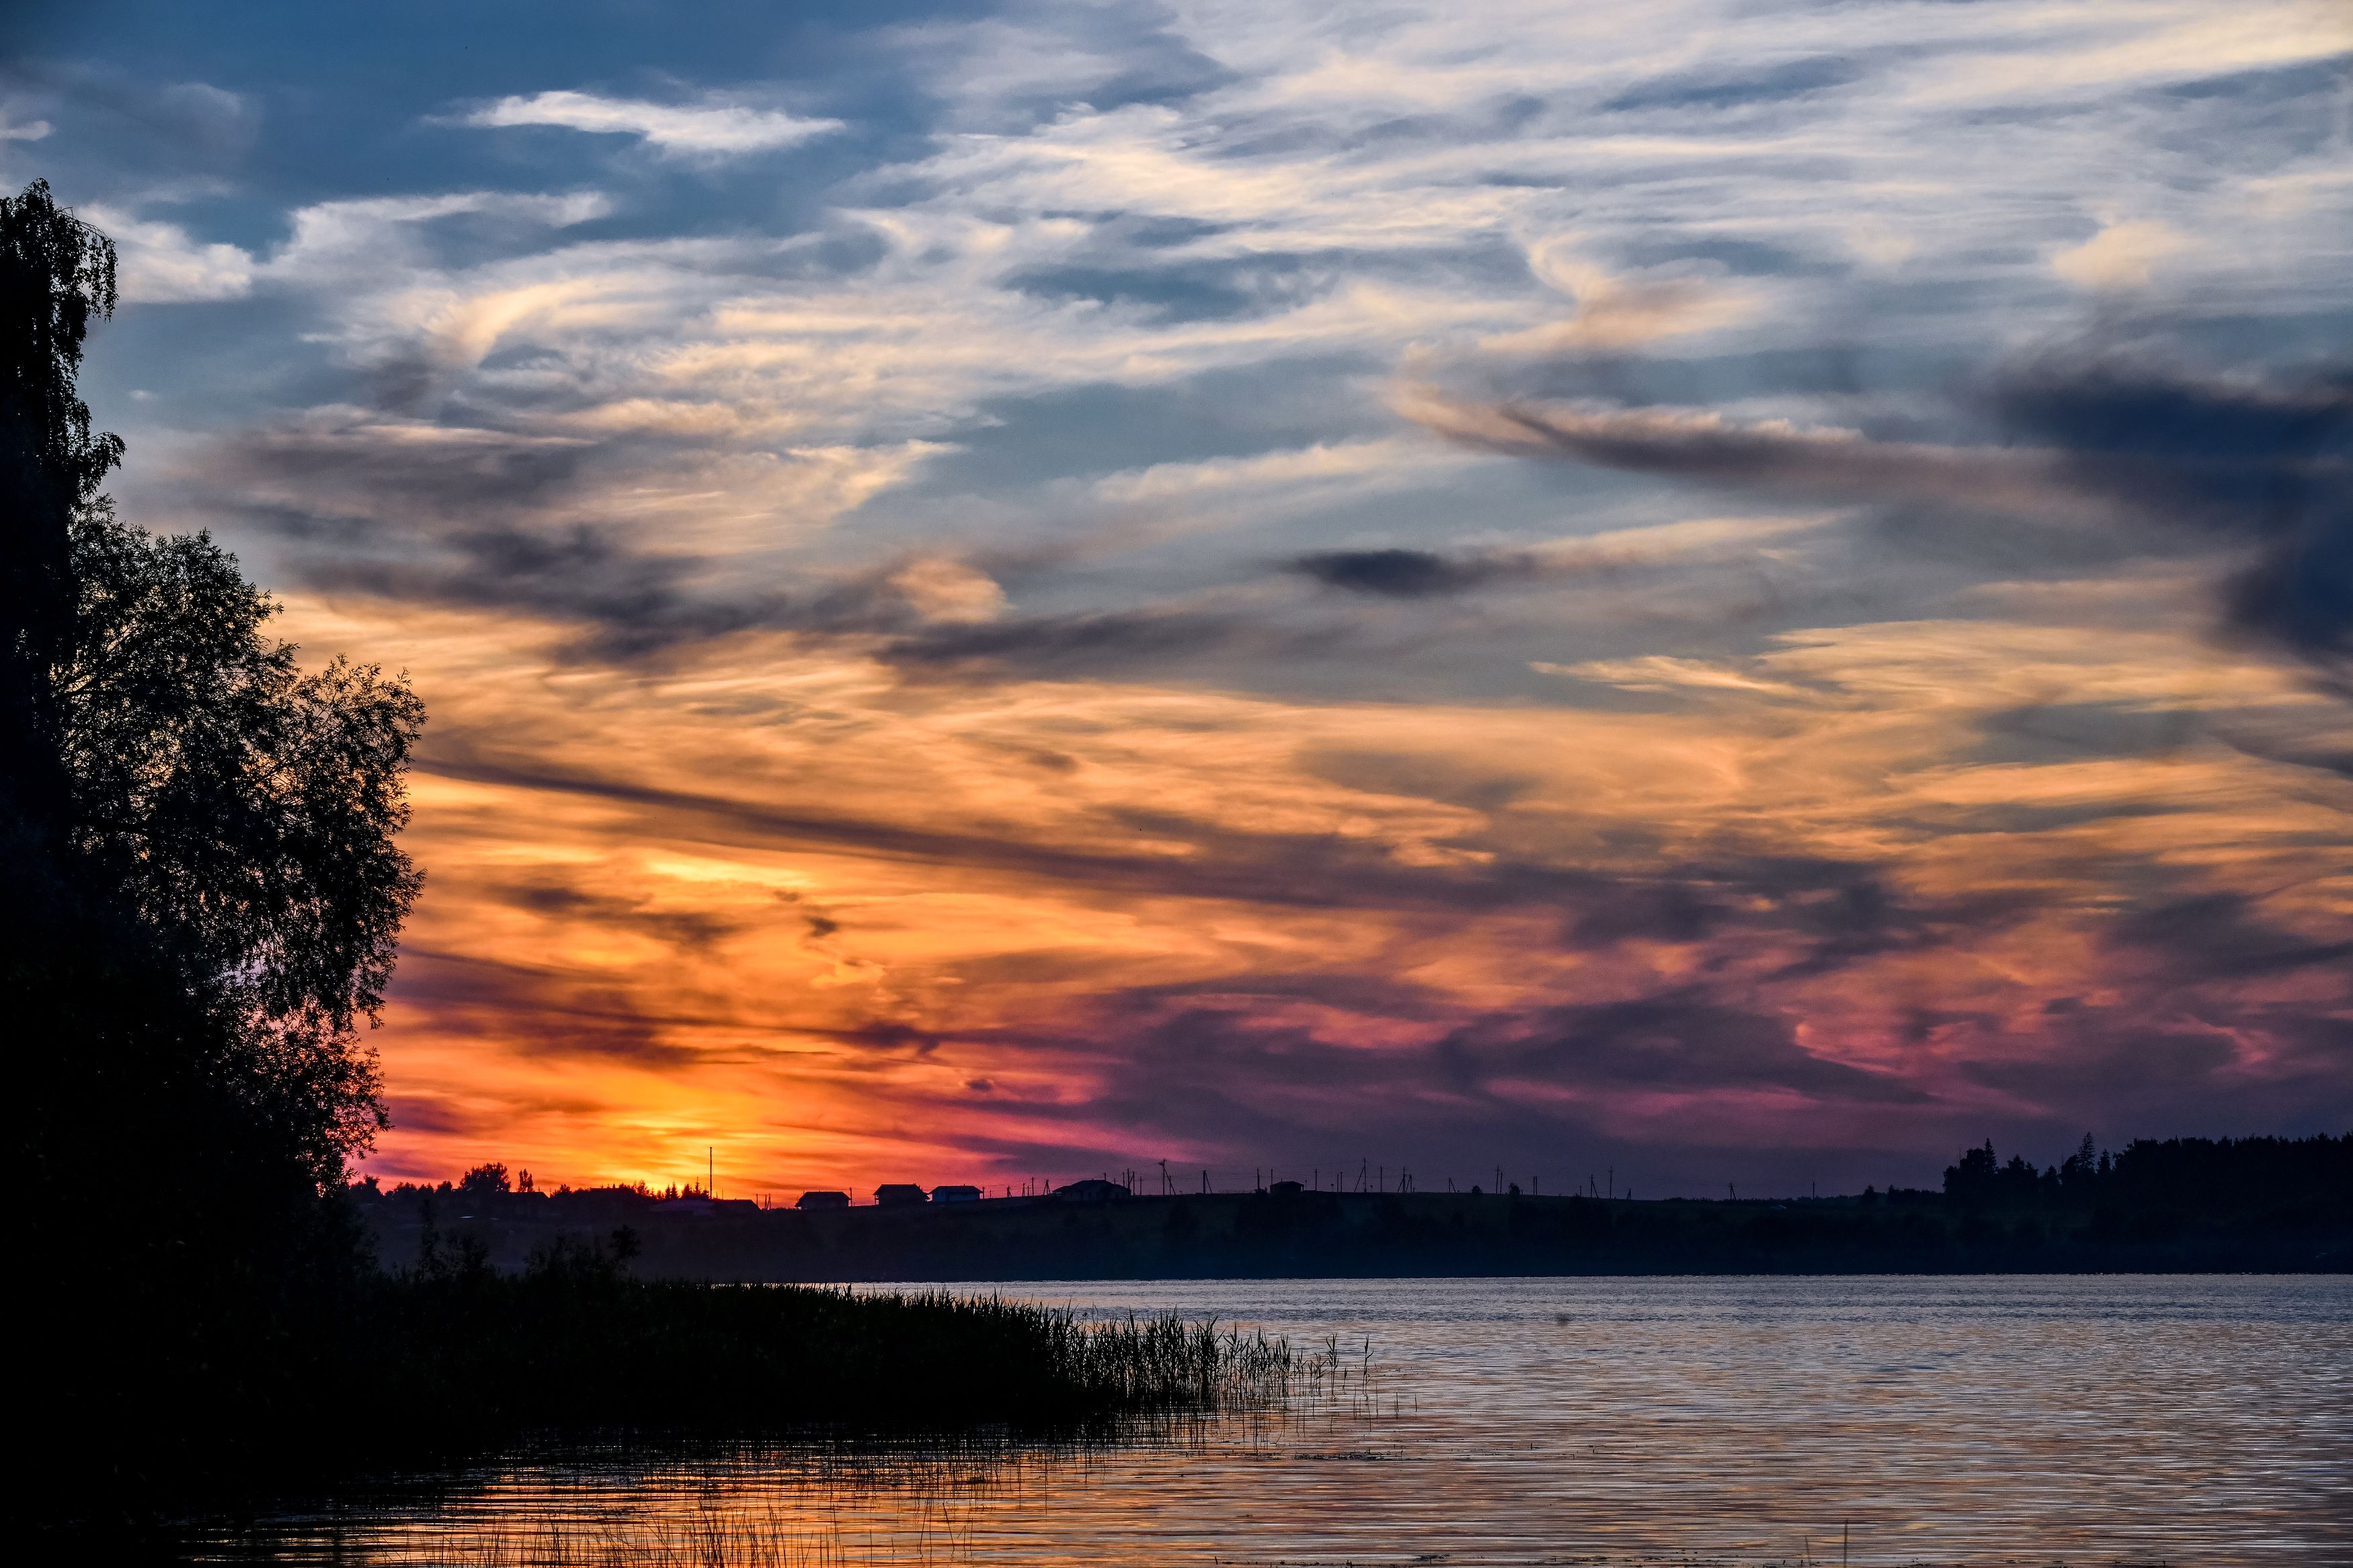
[709,1146,713,1198]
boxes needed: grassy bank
[365,1230,1310,1450]
[40,1231,1314,1532]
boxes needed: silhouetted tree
[59,503,422,1178]
[1942,1139,2051,1205]
[1944,1140,1999,1201]
[461,1162,513,1198]
[5,180,422,1516]
[2,179,118,839]
[8,180,420,1190]
[2057,1132,2100,1195]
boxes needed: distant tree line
[348,1134,2352,1285]
[1942,1133,2352,1215]
[356,1163,726,1212]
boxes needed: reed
[356,1234,1324,1455]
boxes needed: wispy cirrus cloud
[43,0,2353,1194]
[462,90,843,157]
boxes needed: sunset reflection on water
[196,1276,2352,1566]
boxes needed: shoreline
[354,1186,2352,1282]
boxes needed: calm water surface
[193,1275,2352,1565]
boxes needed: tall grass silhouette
[360,1233,1347,1449]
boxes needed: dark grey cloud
[292,521,978,664]
[1412,393,2077,513]
[875,606,1252,674]
[391,947,682,1065]
[216,418,592,522]
[2204,710,2353,782]
[1991,358,2353,658]
[378,1095,497,1139]
[1289,546,1521,596]
[498,878,750,952]
[1966,700,2198,766]
[1495,993,1925,1101]
[1411,351,2353,669]
[1285,540,1633,598]
[1295,747,1539,811]
[2106,892,2353,982]
[1608,852,2037,980]
[376,1086,620,1146]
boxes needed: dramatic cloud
[1404,355,2353,669]
[36,0,2353,1194]
[1993,360,2353,659]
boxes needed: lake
[186,1274,2352,1565]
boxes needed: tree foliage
[6,180,422,1190]
[3,178,122,825]
[6,181,424,1514]
[58,505,423,1175]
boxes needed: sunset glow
[16,0,2350,1195]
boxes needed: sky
[7,0,2351,1199]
